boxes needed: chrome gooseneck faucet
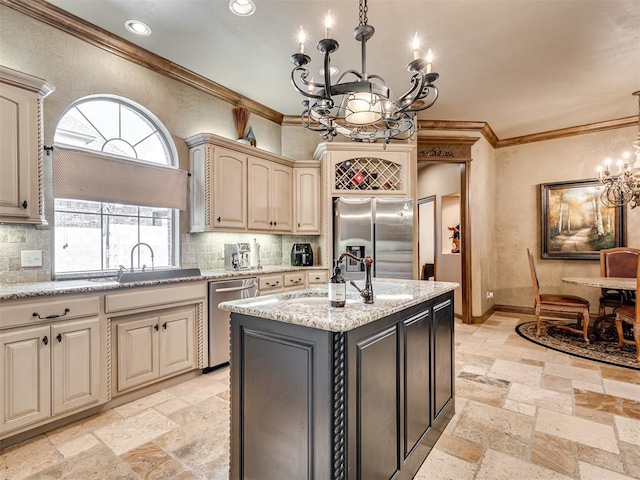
[338,252,374,304]
[130,242,155,273]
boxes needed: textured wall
[494,126,639,312]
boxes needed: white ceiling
[46,0,640,139]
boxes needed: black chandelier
[290,0,439,144]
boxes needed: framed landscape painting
[540,179,625,260]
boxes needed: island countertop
[219,279,459,332]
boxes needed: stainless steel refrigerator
[334,197,414,281]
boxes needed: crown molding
[495,116,639,148]
[416,120,499,147]
[1,0,283,124]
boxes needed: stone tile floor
[2,312,640,479]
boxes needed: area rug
[516,321,639,371]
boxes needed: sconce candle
[298,26,305,54]
[412,33,420,60]
[324,11,332,39]
[426,49,434,74]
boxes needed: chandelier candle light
[596,91,640,209]
[290,0,439,144]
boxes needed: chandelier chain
[359,0,368,27]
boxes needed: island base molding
[230,291,455,479]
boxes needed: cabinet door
[432,299,454,421]
[158,307,195,377]
[271,163,293,232]
[247,158,272,230]
[213,147,247,229]
[294,168,320,234]
[116,315,159,392]
[51,318,101,416]
[0,326,51,434]
[0,82,39,222]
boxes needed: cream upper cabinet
[248,158,293,232]
[294,166,321,234]
[213,147,247,229]
[0,66,54,224]
[187,136,247,232]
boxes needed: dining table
[562,276,637,340]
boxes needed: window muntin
[53,96,179,277]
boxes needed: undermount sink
[118,268,202,283]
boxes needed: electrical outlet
[486,291,494,300]
[21,250,43,267]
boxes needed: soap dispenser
[329,260,346,307]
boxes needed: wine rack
[334,157,402,191]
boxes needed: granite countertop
[219,279,459,332]
[0,266,328,301]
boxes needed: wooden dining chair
[615,260,640,362]
[527,248,591,343]
[599,247,640,316]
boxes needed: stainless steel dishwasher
[206,277,258,371]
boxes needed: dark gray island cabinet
[220,279,458,480]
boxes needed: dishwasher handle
[214,284,256,293]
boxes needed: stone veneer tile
[535,407,619,454]
[573,405,616,426]
[574,388,640,421]
[28,444,137,479]
[94,408,179,456]
[578,461,638,480]
[452,402,534,459]
[455,377,508,407]
[154,398,191,417]
[614,415,640,446]
[475,449,573,480]
[457,371,510,388]
[45,410,123,447]
[55,433,100,458]
[415,449,478,480]
[600,365,640,385]
[120,441,197,479]
[0,435,60,480]
[544,362,603,385]
[619,441,640,478]
[114,390,177,418]
[432,433,485,463]
[507,383,573,414]
[487,358,543,387]
[503,398,537,416]
[572,379,604,393]
[603,378,640,402]
[541,374,575,394]
[577,443,626,475]
[531,431,576,477]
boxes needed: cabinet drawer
[307,271,328,285]
[284,273,305,289]
[258,275,284,292]
[105,283,207,314]
[0,295,100,330]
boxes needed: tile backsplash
[0,223,321,285]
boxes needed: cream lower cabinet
[0,316,101,436]
[248,158,293,232]
[114,305,195,393]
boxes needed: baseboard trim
[468,306,496,324]
[494,304,598,321]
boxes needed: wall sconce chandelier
[597,91,640,209]
[290,0,439,144]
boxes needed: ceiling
[45,0,640,140]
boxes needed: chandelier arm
[395,74,425,110]
[291,67,327,100]
[403,86,439,113]
[336,69,364,84]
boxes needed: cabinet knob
[163,322,167,330]
[269,221,273,226]
[298,223,300,228]
[42,336,48,345]
[57,333,62,342]
[154,324,159,331]
[216,216,221,222]
[22,201,28,209]
[273,221,277,226]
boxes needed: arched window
[53,95,185,276]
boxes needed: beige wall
[494,126,640,313]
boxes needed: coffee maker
[224,243,251,270]
[291,243,314,266]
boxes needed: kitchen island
[220,279,458,480]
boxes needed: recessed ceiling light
[229,0,256,16]
[319,66,339,77]
[124,19,152,36]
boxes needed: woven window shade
[52,144,188,210]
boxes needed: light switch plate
[21,250,43,267]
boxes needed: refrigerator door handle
[372,222,377,277]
